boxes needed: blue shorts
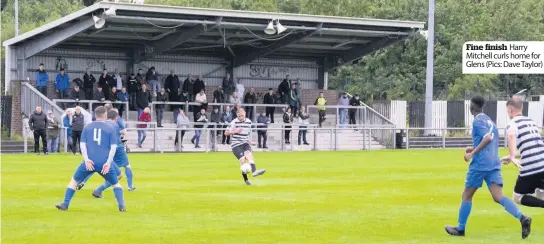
[113,146,129,168]
[72,161,119,185]
[465,169,504,188]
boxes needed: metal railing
[21,82,64,120]
[52,99,130,120]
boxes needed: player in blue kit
[55,106,126,211]
[445,96,531,239]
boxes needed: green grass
[2,150,543,244]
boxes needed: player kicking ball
[445,96,531,239]
[55,106,126,211]
[224,108,266,185]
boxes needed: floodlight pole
[424,0,435,135]
[14,0,19,36]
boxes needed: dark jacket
[349,97,360,113]
[127,78,140,93]
[156,92,168,109]
[288,89,299,107]
[46,116,60,139]
[222,77,235,95]
[136,73,145,84]
[29,111,48,131]
[146,68,158,81]
[208,111,221,129]
[98,74,112,90]
[244,92,257,104]
[194,112,208,128]
[71,89,85,101]
[193,79,205,95]
[109,90,118,102]
[83,73,96,89]
[213,89,224,103]
[136,89,152,109]
[182,79,194,95]
[263,93,275,105]
[35,70,49,87]
[164,74,180,94]
[283,111,293,124]
[278,79,290,96]
[93,90,105,101]
[257,115,269,131]
[72,78,83,89]
[71,113,85,132]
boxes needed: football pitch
[2,150,543,244]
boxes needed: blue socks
[63,188,76,207]
[113,187,125,208]
[125,167,134,189]
[95,182,112,193]
[457,201,472,231]
[500,196,522,219]
[250,163,256,173]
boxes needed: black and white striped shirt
[228,118,252,148]
[506,116,544,177]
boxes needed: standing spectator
[83,68,96,100]
[213,86,224,109]
[257,111,269,149]
[232,102,242,118]
[170,89,182,123]
[156,88,168,127]
[314,92,327,127]
[229,91,240,104]
[294,79,302,96]
[63,109,73,154]
[263,88,276,123]
[244,88,257,120]
[338,92,350,128]
[35,63,49,96]
[55,68,70,101]
[174,109,190,149]
[283,107,293,144]
[182,74,195,101]
[136,68,145,84]
[136,84,152,119]
[191,108,208,148]
[349,94,361,127]
[46,111,60,153]
[222,73,235,102]
[298,105,310,145]
[137,107,151,148]
[127,73,139,110]
[164,70,180,98]
[71,86,85,107]
[118,87,129,118]
[109,87,118,103]
[236,79,245,102]
[194,74,206,99]
[278,75,290,104]
[288,83,299,117]
[113,68,123,93]
[146,66,160,96]
[221,105,233,144]
[195,89,208,116]
[28,106,48,155]
[179,90,190,112]
[71,106,85,154]
[98,69,112,100]
[93,86,105,110]
[209,107,221,151]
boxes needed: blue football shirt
[469,113,501,171]
[106,120,123,146]
[81,121,117,166]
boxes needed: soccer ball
[240,163,252,174]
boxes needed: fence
[21,82,65,121]
[52,99,130,120]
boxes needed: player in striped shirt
[502,98,544,209]
[224,108,266,185]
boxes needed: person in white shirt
[298,105,310,145]
[229,92,240,104]
[195,89,208,113]
[236,79,245,100]
[114,68,123,93]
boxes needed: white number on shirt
[93,128,102,145]
[486,120,495,139]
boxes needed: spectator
[170,89,182,123]
[29,106,48,155]
[118,87,129,118]
[263,88,276,123]
[294,78,302,96]
[174,109,190,149]
[298,105,310,145]
[146,66,160,96]
[221,105,233,144]
[209,107,221,151]
[182,74,195,101]
[278,75,290,104]
[179,90,190,113]
[35,63,49,96]
[98,69,112,100]
[71,106,85,154]
[288,83,299,117]
[46,110,60,153]
[72,77,83,90]
[136,68,145,84]
[213,86,224,109]
[244,88,257,120]
[109,87,118,103]
[195,89,208,116]
[55,68,70,101]
[83,68,96,100]
[194,74,206,99]
[338,92,350,128]
[137,107,151,148]
[229,91,240,104]
[93,86,106,110]
[156,88,168,127]
[71,86,85,107]
[314,92,327,127]
[349,94,361,128]
[222,73,235,102]
[127,73,139,110]
[232,102,242,118]
[192,108,207,148]
[257,111,269,149]
[236,79,245,101]
[113,68,123,93]
[283,107,293,144]
[63,109,73,154]
[136,84,152,119]
[164,70,180,99]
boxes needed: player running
[55,106,126,211]
[224,108,266,185]
[501,98,544,208]
[445,96,531,239]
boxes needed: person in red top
[137,107,152,148]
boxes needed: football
[240,163,252,174]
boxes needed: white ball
[240,163,252,174]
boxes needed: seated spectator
[109,87,118,103]
[93,86,105,110]
[71,85,85,108]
